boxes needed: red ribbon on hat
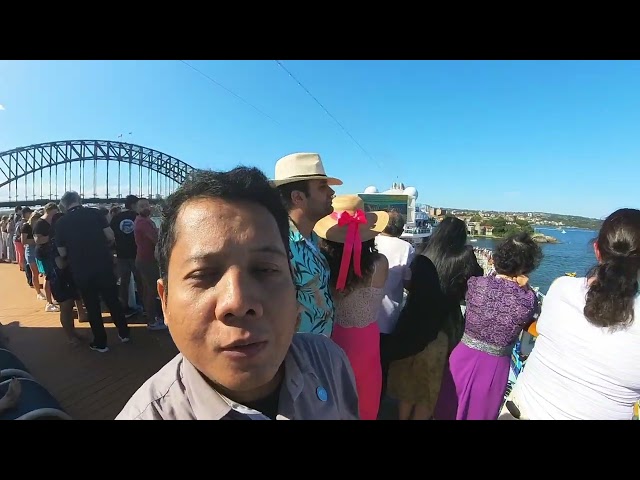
[333,209,367,291]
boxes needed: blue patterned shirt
[288,219,335,336]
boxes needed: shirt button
[316,386,328,402]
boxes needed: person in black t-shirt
[55,191,130,353]
[41,211,89,343]
[109,194,141,316]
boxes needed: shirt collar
[289,217,318,246]
[182,340,312,420]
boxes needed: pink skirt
[331,322,382,420]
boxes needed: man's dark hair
[124,194,139,210]
[14,205,22,213]
[277,180,310,211]
[384,209,406,237]
[157,166,291,285]
[44,202,59,213]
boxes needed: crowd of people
[2,193,166,351]
[3,151,640,420]
[473,247,494,275]
[116,152,640,420]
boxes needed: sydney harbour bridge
[0,140,195,208]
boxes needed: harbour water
[470,227,598,294]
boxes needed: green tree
[487,216,533,237]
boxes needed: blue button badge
[316,386,328,402]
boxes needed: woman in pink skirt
[316,195,389,420]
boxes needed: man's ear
[290,189,306,208]
[157,278,169,326]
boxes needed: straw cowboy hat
[314,195,389,243]
[272,152,343,187]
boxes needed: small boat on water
[565,272,577,277]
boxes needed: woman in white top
[510,208,640,420]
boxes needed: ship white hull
[401,232,432,247]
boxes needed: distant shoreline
[470,235,500,240]
[470,232,560,243]
[534,225,597,232]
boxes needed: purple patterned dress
[434,274,538,420]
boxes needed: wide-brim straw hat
[271,152,343,187]
[314,194,389,243]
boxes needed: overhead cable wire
[179,60,281,126]
[274,60,383,170]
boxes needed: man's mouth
[220,338,268,359]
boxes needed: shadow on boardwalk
[0,263,178,420]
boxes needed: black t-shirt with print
[110,210,138,259]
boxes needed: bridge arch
[0,139,195,206]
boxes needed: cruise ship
[358,182,437,247]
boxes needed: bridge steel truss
[0,139,194,204]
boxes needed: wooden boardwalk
[0,262,178,420]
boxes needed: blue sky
[1,60,639,219]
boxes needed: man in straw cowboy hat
[272,152,342,337]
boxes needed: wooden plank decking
[0,262,178,420]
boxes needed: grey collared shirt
[115,333,359,420]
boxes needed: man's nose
[214,268,264,321]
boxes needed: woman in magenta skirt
[434,232,542,420]
[315,195,389,420]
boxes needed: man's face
[300,179,335,222]
[158,197,298,399]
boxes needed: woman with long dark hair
[315,195,389,420]
[508,208,640,419]
[419,216,484,351]
[383,254,450,419]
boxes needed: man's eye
[189,270,220,281]
[254,266,280,274]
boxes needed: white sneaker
[45,303,60,312]
[36,293,47,301]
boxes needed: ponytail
[584,255,640,330]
